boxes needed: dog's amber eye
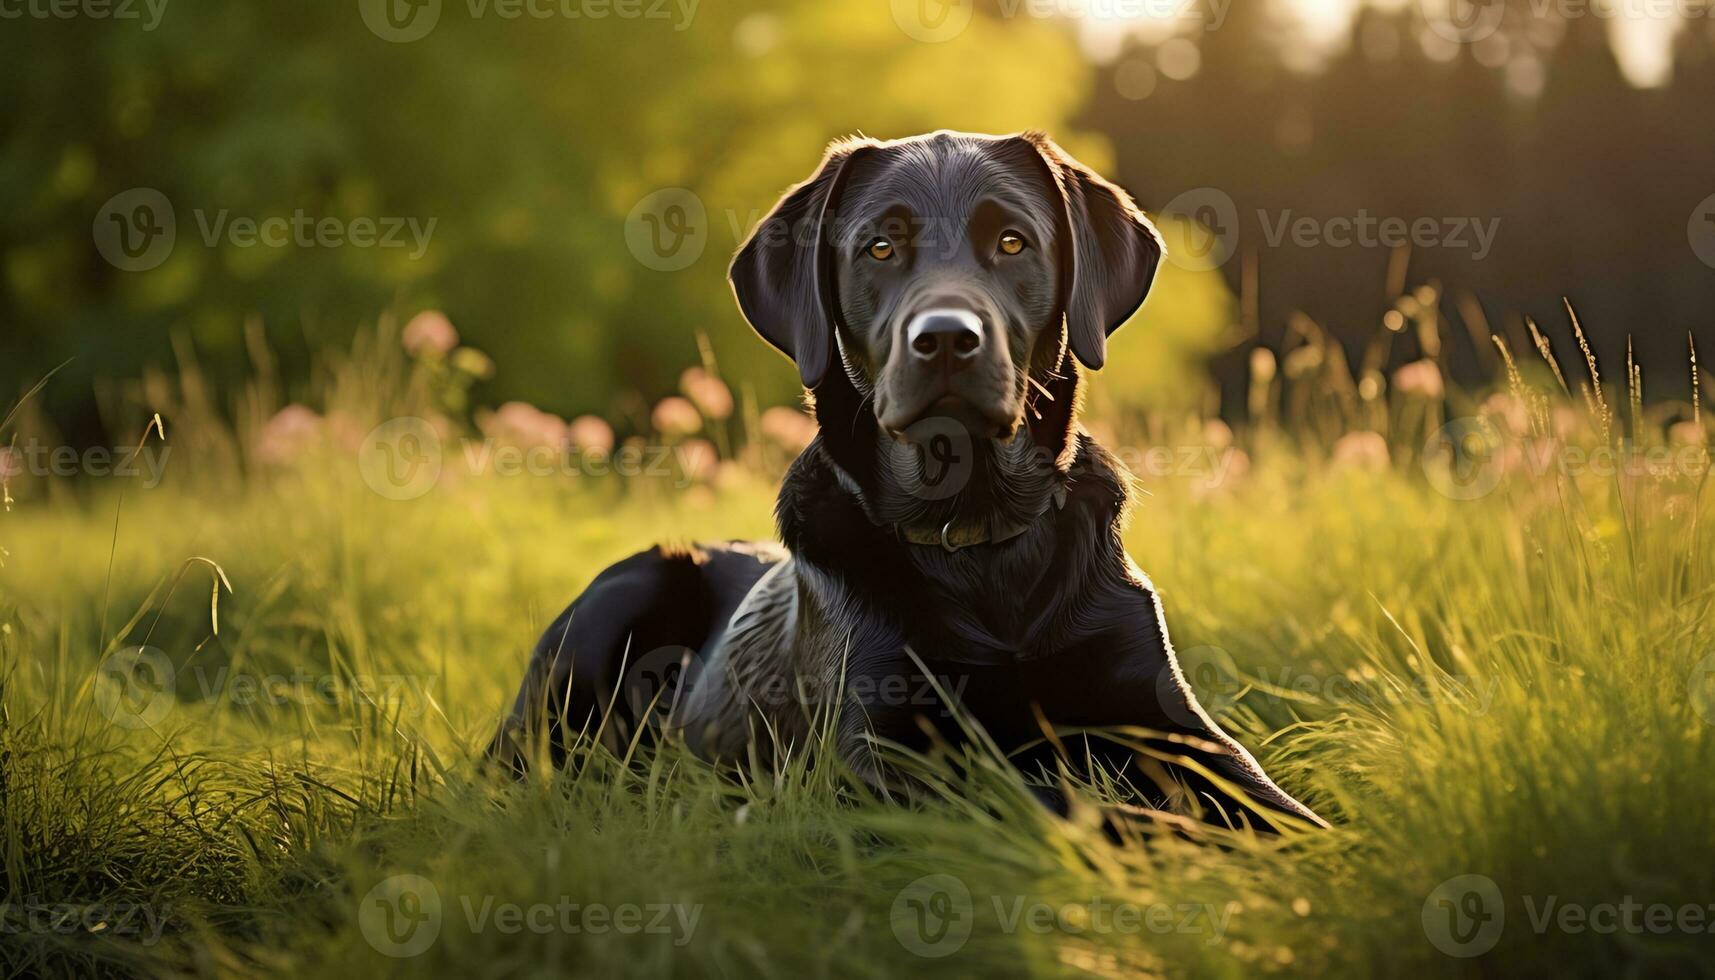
[867,238,894,261]
[999,231,1027,255]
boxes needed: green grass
[3,328,1715,977]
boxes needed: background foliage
[9,1,1711,446]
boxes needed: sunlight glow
[1070,0,1690,88]
[1608,12,1682,87]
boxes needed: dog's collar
[896,483,1069,553]
[821,447,1069,554]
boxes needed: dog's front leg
[1032,570,1329,832]
[792,573,931,799]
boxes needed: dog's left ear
[1023,133,1165,372]
[729,139,873,390]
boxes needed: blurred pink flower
[1669,420,1706,446]
[481,401,567,449]
[680,367,734,420]
[1331,430,1390,471]
[1551,405,1585,438]
[0,446,22,480]
[568,414,615,455]
[1392,359,1444,399]
[323,410,371,453]
[1201,418,1233,450]
[760,405,816,451]
[652,396,703,437]
[253,404,323,465]
[402,311,459,357]
[1482,392,1531,437]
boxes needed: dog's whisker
[1026,376,1055,402]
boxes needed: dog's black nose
[907,310,984,363]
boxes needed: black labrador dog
[490,130,1326,832]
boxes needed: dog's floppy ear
[1024,133,1164,372]
[729,139,872,389]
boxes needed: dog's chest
[900,533,1059,662]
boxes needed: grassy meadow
[2,311,1714,978]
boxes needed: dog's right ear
[728,140,871,390]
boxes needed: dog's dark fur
[489,131,1326,832]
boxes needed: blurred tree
[1085,3,1715,415]
[2,1,1229,442]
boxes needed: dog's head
[730,130,1162,445]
